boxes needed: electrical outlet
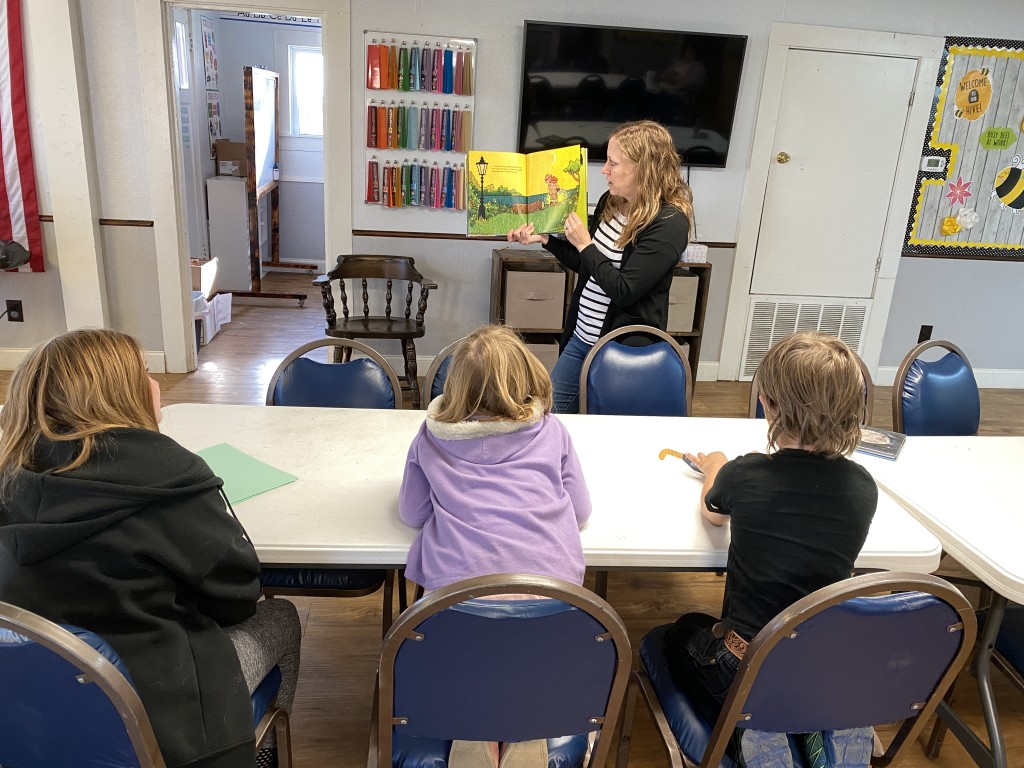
[5,299,24,322]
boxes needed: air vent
[740,297,869,380]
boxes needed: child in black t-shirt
[667,331,878,768]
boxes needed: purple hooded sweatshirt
[399,399,591,591]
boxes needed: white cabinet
[206,176,269,292]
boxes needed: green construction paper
[196,443,297,504]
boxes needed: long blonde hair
[0,329,159,496]
[602,120,695,247]
[433,325,552,423]
[757,332,865,458]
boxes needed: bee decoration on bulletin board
[992,154,1024,213]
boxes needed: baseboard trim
[0,348,31,368]
[875,366,1024,389]
[0,348,167,373]
[696,361,719,382]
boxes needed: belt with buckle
[713,621,748,659]
[724,629,748,659]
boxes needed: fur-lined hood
[425,396,545,441]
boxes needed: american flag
[0,0,42,272]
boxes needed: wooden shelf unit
[490,248,712,380]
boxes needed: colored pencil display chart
[363,31,476,219]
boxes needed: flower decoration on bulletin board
[904,37,1024,260]
[945,176,973,207]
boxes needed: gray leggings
[224,597,301,713]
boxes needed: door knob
[776,152,791,164]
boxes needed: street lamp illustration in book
[467,145,587,236]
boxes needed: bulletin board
[904,37,1024,260]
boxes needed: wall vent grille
[740,297,869,380]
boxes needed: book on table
[467,145,587,236]
[855,426,906,460]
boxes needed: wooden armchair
[313,255,437,408]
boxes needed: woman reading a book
[0,329,300,768]
[508,120,693,413]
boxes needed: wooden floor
[8,272,1024,767]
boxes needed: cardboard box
[526,343,560,374]
[212,292,232,326]
[504,271,565,330]
[215,140,249,177]
[667,272,699,333]
[190,257,218,298]
[197,307,220,345]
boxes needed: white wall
[6,0,1023,380]
[350,0,1024,378]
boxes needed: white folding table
[861,436,1024,768]
[159,404,940,574]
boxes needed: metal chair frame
[265,337,404,409]
[579,324,693,416]
[369,574,632,768]
[891,339,975,434]
[615,572,976,768]
[418,336,466,410]
[0,601,292,768]
[264,338,407,635]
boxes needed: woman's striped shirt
[573,213,627,345]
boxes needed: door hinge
[908,90,914,107]
[875,255,883,273]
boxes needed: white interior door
[751,49,918,299]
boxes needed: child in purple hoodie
[399,324,592,768]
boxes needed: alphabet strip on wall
[362,31,475,216]
[904,36,1024,260]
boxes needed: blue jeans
[550,335,592,414]
[665,612,742,725]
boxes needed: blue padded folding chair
[368,574,632,768]
[419,337,466,409]
[0,600,291,768]
[264,338,406,637]
[615,572,976,768]
[266,338,403,409]
[892,340,980,436]
[579,325,693,416]
[748,352,874,424]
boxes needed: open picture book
[467,145,587,237]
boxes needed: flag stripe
[0,0,43,272]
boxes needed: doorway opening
[165,5,328,365]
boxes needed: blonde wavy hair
[433,325,553,423]
[757,332,865,458]
[602,120,695,248]
[0,329,159,496]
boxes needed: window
[289,45,323,136]
[173,21,190,90]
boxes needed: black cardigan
[543,192,690,351]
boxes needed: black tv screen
[518,21,747,167]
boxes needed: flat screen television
[518,21,747,167]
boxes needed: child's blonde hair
[0,328,159,496]
[757,332,865,458]
[433,325,552,423]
